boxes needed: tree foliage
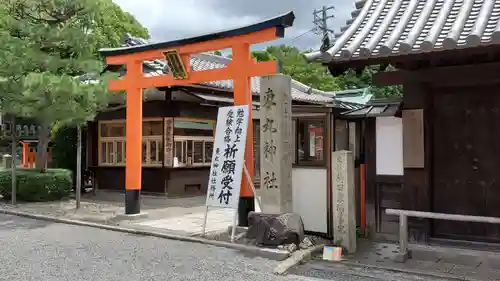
[0,0,148,171]
[251,45,341,91]
[250,45,402,99]
[337,65,402,99]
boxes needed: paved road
[0,214,440,281]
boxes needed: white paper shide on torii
[205,105,250,209]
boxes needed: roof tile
[305,0,500,62]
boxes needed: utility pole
[313,6,335,51]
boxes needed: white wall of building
[376,117,403,176]
[292,168,328,233]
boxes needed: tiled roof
[122,34,366,109]
[342,99,401,118]
[305,0,500,62]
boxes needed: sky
[112,0,355,51]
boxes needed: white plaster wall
[292,168,328,233]
[376,117,404,176]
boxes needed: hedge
[0,169,73,202]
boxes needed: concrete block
[394,250,411,263]
[115,212,148,221]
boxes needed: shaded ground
[0,191,235,236]
[0,214,383,281]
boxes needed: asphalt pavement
[0,214,434,281]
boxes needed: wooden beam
[110,60,277,91]
[373,70,409,86]
[374,61,500,87]
[418,61,500,86]
[328,44,500,75]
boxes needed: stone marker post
[332,150,357,253]
[3,154,12,169]
[259,74,293,214]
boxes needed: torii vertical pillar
[233,43,255,226]
[124,61,143,214]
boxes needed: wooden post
[11,117,16,205]
[401,82,431,243]
[76,125,82,209]
[124,61,143,215]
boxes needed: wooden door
[432,85,500,242]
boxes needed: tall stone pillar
[332,150,357,253]
[259,74,293,213]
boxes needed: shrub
[0,169,73,202]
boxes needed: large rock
[246,212,305,246]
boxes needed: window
[100,122,125,137]
[296,118,325,166]
[142,138,162,166]
[170,118,215,168]
[99,121,126,166]
[251,116,326,173]
[143,120,163,136]
[173,119,215,136]
[98,119,163,166]
[142,120,163,167]
[173,136,214,167]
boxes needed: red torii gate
[99,12,295,222]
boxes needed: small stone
[277,243,297,253]
[299,236,314,249]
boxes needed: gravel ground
[0,214,407,281]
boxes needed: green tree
[0,0,146,172]
[251,45,341,91]
[93,0,149,49]
[248,45,401,98]
[337,65,402,99]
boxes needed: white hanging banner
[205,105,250,209]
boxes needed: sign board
[205,105,250,209]
[402,109,424,168]
[164,118,174,167]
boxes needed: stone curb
[307,260,469,281]
[341,261,471,281]
[273,245,325,275]
[0,208,291,261]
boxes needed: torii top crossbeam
[99,11,295,217]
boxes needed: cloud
[112,0,356,50]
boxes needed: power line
[282,28,315,44]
